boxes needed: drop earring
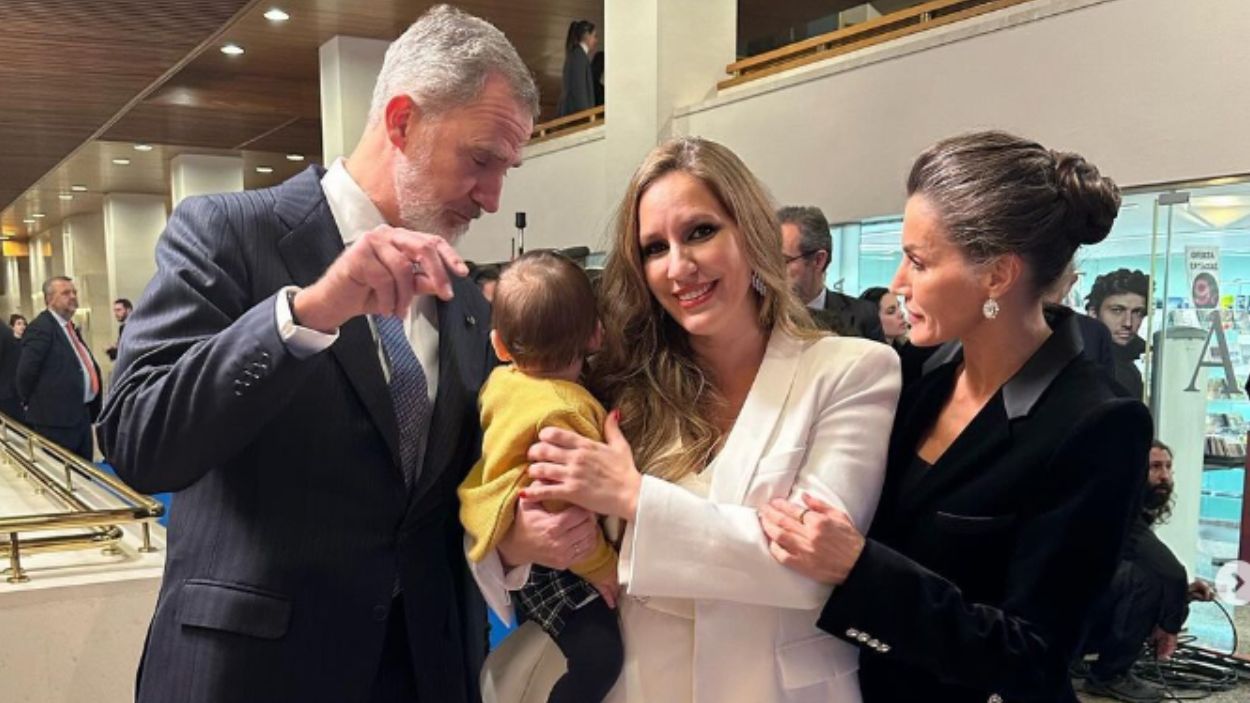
[982,298,1000,320]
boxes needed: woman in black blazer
[760,131,1153,702]
[557,20,597,117]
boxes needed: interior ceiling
[1,0,605,239]
[2,0,836,241]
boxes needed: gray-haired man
[99,6,537,702]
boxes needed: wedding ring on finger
[410,261,424,276]
[798,508,811,524]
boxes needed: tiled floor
[1078,602,1249,702]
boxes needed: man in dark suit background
[777,205,886,341]
[98,7,588,703]
[16,276,101,459]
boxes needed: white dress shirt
[274,158,439,405]
[51,309,98,404]
[807,287,827,310]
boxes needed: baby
[458,250,622,702]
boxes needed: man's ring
[798,508,811,524]
[411,261,424,275]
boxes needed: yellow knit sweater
[458,365,616,584]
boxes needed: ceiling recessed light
[59,193,73,201]
[70,184,88,192]
[285,153,305,162]
[264,8,290,22]
[133,143,154,152]
[31,213,46,219]
[22,219,36,224]
[112,157,131,165]
[255,166,275,174]
[221,43,245,56]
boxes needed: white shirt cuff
[465,534,532,624]
[274,286,339,359]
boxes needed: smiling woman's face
[637,171,757,344]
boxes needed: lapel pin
[465,314,476,327]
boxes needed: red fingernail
[518,490,528,500]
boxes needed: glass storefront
[831,176,1250,648]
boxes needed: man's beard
[392,144,468,245]
[1143,481,1174,525]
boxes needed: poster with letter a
[1186,245,1220,309]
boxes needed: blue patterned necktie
[372,314,431,488]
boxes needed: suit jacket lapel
[711,331,804,504]
[274,168,402,471]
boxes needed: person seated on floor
[1079,439,1216,703]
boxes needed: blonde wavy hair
[592,137,823,482]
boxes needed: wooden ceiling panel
[0,0,257,214]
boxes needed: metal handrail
[0,414,164,583]
[720,0,1036,90]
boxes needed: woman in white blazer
[513,137,901,703]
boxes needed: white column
[169,154,244,208]
[28,236,47,313]
[604,0,736,204]
[320,36,389,164]
[102,193,166,308]
[62,212,111,361]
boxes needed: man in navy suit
[98,7,586,702]
[17,276,101,459]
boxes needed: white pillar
[62,212,111,360]
[3,257,20,317]
[604,0,736,204]
[169,154,244,208]
[102,193,166,312]
[28,236,48,314]
[320,36,389,164]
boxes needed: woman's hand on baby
[758,493,865,586]
[524,410,642,520]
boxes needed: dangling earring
[982,298,1000,320]
[751,272,766,296]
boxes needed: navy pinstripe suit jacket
[98,166,492,703]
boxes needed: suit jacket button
[867,638,880,649]
[879,644,891,654]
[857,632,870,643]
[373,605,389,622]
[988,695,1003,703]
[845,628,860,638]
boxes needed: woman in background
[860,287,933,385]
[557,20,597,117]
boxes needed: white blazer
[619,331,900,703]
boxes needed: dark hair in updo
[906,130,1121,293]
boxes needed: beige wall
[469,0,1250,257]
